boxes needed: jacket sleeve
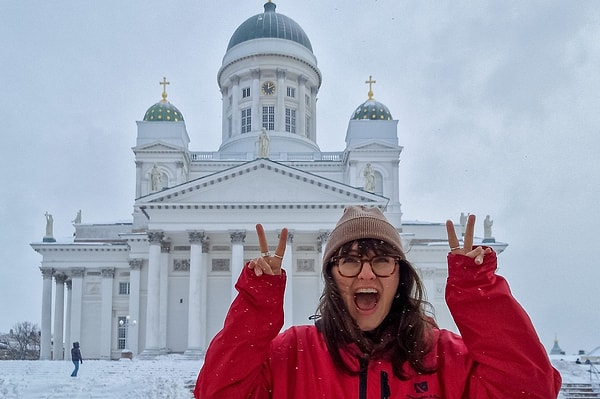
[194,264,286,399]
[445,249,561,398]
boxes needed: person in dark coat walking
[70,342,83,377]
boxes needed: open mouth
[354,288,380,311]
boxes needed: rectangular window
[305,94,310,106]
[242,87,251,98]
[117,316,127,350]
[118,282,130,295]
[287,86,296,98]
[285,108,296,133]
[262,106,275,131]
[227,116,232,137]
[241,108,251,133]
[211,258,231,272]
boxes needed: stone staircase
[561,383,600,399]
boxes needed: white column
[231,75,240,137]
[135,161,142,198]
[175,161,184,185]
[40,267,54,360]
[283,232,294,329]
[317,231,329,295]
[100,268,115,360]
[200,238,209,351]
[230,231,246,301]
[64,280,72,361]
[159,241,170,353]
[276,69,286,131]
[310,86,317,141]
[128,259,142,355]
[53,273,67,360]
[69,268,85,347]
[298,75,307,137]
[251,69,260,132]
[141,231,163,357]
[185,231,206,358]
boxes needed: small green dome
[351,99,393,120]
[143,100,184,122]
[227,2,313,52]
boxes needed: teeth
[356,288,377,294]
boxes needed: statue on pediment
[258,128,270,158]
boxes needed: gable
[132,141,185,153]
[137,159,386,206]
[349,140,402,151]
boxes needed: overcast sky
[1,1,599,355]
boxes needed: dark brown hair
[317,238,436,380]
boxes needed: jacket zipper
[380,371,391,399]
[359,356,392,399]
[359,356,368,399]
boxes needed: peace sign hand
[247,224,288,276]
[446,214,492,265]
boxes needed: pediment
[137,159,386,207]
[349,140,402,151]
[132,141,185,152]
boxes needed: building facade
[31,2,506,360]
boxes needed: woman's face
[331,243,400,331]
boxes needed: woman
[70,341,83,377]
[195,206,560,398]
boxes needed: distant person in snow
[195,205,561,398]
[70,342,83,377]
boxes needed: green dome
[227,2,313,52]
[351,99,393,120]
[143,100,184,122]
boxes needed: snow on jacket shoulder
[195,252,561,398]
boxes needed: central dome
[227,2,313,52]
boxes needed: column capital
[54,273,68,284]
[297,74,308,84]
[276,68,286,79]
[147,231,164,244]
[129,258,143,270]
[101,268,115,278]
[40,267,54,279]
[250,68,260,79]
[285,231,294,244]
[202,236,210,253]
[161,241,171,253]
[230,231,246,244]
[317,231,330,252]
[66,280,72,290]
[188,231,206,244]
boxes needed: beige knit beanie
[322,205,403,272]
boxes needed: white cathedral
[31,1,506,361]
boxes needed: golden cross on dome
[365,75,376,100]
[160,77,170,101]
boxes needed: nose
[356,261,377,280]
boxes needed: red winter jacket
[195,250,561,398]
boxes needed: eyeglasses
[332,255,400,278]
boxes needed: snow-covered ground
[0,355,201,398]
[0,354,597,398]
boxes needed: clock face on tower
[261,81,276,95]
